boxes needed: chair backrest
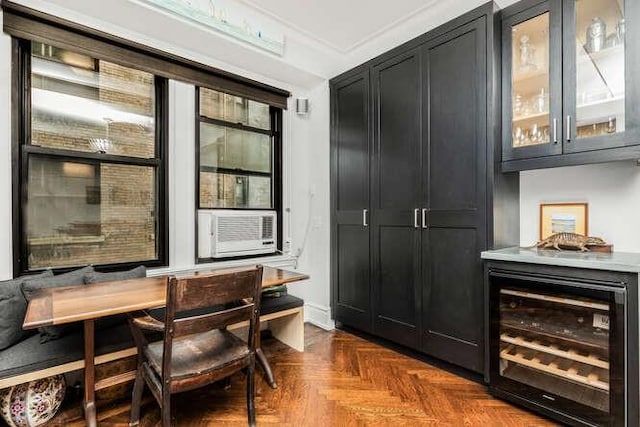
[148,265,261,387]
[160,266,263,382]
[164,265,263,339]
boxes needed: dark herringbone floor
[47,325,555,426]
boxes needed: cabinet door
[420,18,488,373]
[502,1,563,161]
[371,49,422,350]
[562,0,640,153]
[331,70,372,332]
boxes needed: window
[6,0,288,272]
[14,40,167,272]
[197,87,281,211]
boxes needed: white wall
[0,11,12,281]
[288,82,333,329]
[520,161,640,252]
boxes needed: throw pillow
[21,266,95,342]
[83,265,147,330]
[83,265,146,284]
[0,270,53,350]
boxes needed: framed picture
[539,203,588,240]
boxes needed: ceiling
[15,0,520,88]
[238,0,440,53]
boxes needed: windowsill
[28,235,106,246]
[146,253,298,277]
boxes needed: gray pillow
[84,265,147,331]
[83,265,146,284]
[22,266,95,342]
[0,270,53,350]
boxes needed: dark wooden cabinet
[502,0,640,172]
[420,17,489,372]
[331,69,372,333]
[331,3,519,374]
[371,49,422,350]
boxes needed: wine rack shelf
[500,289,610,311]
[502,364,610,413]
[500,344,609,391]
[501,319,608,350]
[500,332,609,369]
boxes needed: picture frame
[539,203,588,240]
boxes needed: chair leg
[161,391,172,427]
[129,367,145,426]
[247,361,256,427]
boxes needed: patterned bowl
[0,375,66,427]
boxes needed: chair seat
[144,329,250,380]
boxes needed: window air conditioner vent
[262,216,274,239]
[198,210,277,258]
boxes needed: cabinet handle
[422,208,428,229]
[566,115,572,142]
[362,209,368,227]
[414,208,419,228]
[553,118,558,143]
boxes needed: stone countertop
[481,247,640,273]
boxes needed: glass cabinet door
[503,2,563,161]
[564,0,627,150]
[499,288,612,414]
[512,14,551,148]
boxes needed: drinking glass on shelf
[531,123,539,144]
[513,127,523,146]
[513,94,523,116]
[519,35,537,71]
[533,88,547,114]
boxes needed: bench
[0,295,305,390]
[231,294,305,352]
[0,320,136,390]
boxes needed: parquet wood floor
[44,325,555,426]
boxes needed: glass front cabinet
[502,0,640,171]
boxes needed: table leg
[83,319,97,427]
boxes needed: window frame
[194,86,283,262]
[12,37,169,274]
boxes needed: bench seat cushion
[260,295,304,316]
[0,320,134,381]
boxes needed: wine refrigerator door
[489,271,626,426]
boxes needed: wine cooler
[487,265,637,426]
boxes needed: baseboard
[304,302,335,330]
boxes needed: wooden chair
[127,266,263,427]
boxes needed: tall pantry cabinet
[330,3,519,373]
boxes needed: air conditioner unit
[198,210,277,258]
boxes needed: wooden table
[23,266,308,427]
